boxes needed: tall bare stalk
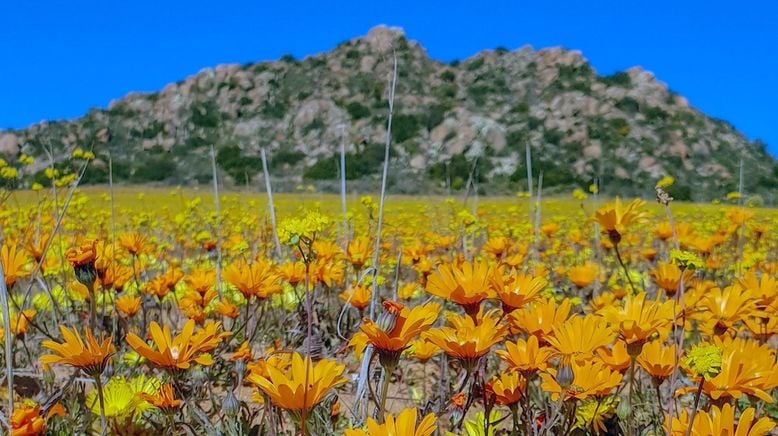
[260,147,282,259]
[0,263,13,430]
[356,47,398,423]
[210,146,224,298]
[109,154,118,340]
[534,172,543,252]
[368,47,397,320]
[339,126,349,249]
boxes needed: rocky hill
[2,26,776,201]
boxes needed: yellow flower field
[0,185,776,435]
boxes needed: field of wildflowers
[0,178,776,435]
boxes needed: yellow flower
[574,397,617,434]
[184,268,216,295]
[698,286,759,336]
[567,263,599,289]
[496,335,553,377]
[681,338,778,403]
[669,404,775,436]
[483,236,511,260]
[592,198,645,242]
[10,402,47,436]
[85,375,160,419]
[738,271,777,315]
[1,242,29,288]
[228,341,253,362]
[119,233,149,256]
[140,384,182,411]
[408,339,441,363]
[655,175,674,189]
[423,310,507,371]
[115,294,141,318]
[339,285,372,311]
[596,339,631,372]
[509,297,572,344]
[572,188,589,201]
[652,262,694,295]
[344,407,437,436]
[637,341,676,382]
[682,343,722,381]
[426,261,494,317]
[224,258,281,300]
[9,309,36,337]
[247,352,347,414]
[40,326,115,376]
[540,360,622,401]
[278,261,306,287]
[215,299,239,319]
[490,268,546,312]
[125,319,223,369]
[486,371,525,406]
[546,315,614,363]
[600,292,673,353]
[347,237,372,271]
[350,301,439,367]
[669,249,704,271]
[278,211,330,246]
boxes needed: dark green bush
[131,156,175,182]
[346,101,371,120]
[466,58,484,71]
[392,114,420,143]
[216,145,261,183]
[601,72,632,87]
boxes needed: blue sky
[1,0,776,156]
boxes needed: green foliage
[440,70,456,82]
[615,97,641,113]
[302,118,326,136]
[142,121,165,139]
[269,149,305,170]
[261,99,288,119]
[543,128,564,145]
[506,129,527,149]
[131,155,176,182]
[279,53,297,64]
[216,145,261,183]
[346,101,371,120]
[421,104,448,132]
[190,101,221,128]
[347,73,382,100]
[427,153,491,185]
[558,63,593,80]
[510,102,529,114]
[392,114,420,143]
[434,83,458,99]
[465,57,485,71]
[600,71,632,87]
[303,143,389,181]
[643,106,669,122]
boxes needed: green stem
[614,243,637,294]
[685,378,705,436]
[378,364,395,423]
[88,284,97,332]
[510,404,520,435]
[628,358,636,436]
[94,375,107,435]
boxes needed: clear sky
[1,0,776,156]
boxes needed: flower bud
[556,362,574,389]
[222,390,240,417]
